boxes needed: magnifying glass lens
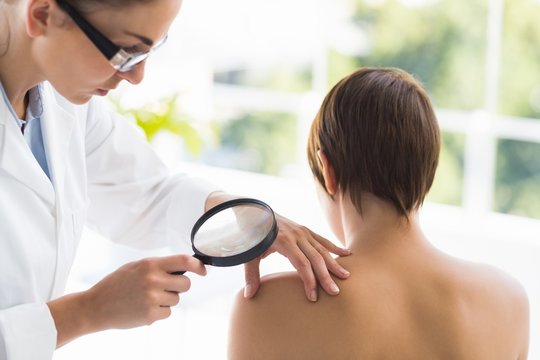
[170,198,277,274]
[193,203,274,257]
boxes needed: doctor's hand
[204,192,351,302]
[48,255,206,348]
[85,255,206,329]
[243,213,351,302]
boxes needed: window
[137,0,539,220]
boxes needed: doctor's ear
[317,150,338,196]
[25,0,54,37]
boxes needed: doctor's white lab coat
[0,82,219,360]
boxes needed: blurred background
[55,0,540,358]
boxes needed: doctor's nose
[116,60,147,85]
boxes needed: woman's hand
[243,213,351,302]
[205,192,351,302]
[48,255,206,348]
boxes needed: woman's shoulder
[422,252,529,353]
[442,254,528,306]
[228,271,328,360]
[433,256,530,357]
[259,271,307,297]
[232,271,309,316]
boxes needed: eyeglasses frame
[56,0,166,72]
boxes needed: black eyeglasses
[56,0,167,73]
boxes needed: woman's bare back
[229,243,529,360]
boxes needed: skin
[0,0,351,348]
[228,151,530,360]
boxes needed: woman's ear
[317,150,337,196]
[26,0,53,38]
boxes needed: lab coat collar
[0,86,55,205]
[0,83,75,206]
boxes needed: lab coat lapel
[0,95,55,205]
[40,86,75,199]
[40,85,76,298]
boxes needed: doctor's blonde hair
[60,0,156,12]
[0,0,158,55]
[0,0,17,56]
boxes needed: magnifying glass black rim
[191,198,278,267]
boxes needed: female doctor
[0,0,352,358]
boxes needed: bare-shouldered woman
[228,68,529,360]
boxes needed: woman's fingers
[267,214,351,301]
[243,258,261,299]
[310,230,352,259]
[297,239,340,299]
[275,237,319,301]
[307,235,351,279]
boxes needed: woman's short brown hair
[307,67,440,217]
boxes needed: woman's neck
[337,192,430,255]
[0,4,42,118]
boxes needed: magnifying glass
[171,198,278,275]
